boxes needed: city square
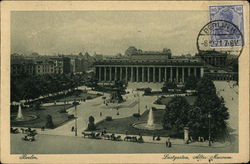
[8,10,240,155]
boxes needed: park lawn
[95,109,180,137]
[11,104,74,129]
[55,92,100,102]
[156,96,197,106]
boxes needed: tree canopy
[162,77,229,139]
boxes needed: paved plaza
[11,81,239,153]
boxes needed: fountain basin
[132,122,163,131]
[11,114,38,123]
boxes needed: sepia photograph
[1,1,249,163]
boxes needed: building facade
[196,51,227,66]
[94,49,205,83]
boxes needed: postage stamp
[209,5,244,47]
[196,20,244,57]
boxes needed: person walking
[167,137,172,147]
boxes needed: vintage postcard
[1,1,249,163]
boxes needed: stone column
[176,67,179,83]
[142,67,145,82]
[159,67,161,82]
[125,67,128,82]
[182,67,185,83]
[109,67,112,81]
[153,67,156,82]
[165,67,167,82]
[120,67,122,81]
[194,67,197,77]
[131,67,133,82]
[115,67,117,81]
[188,67,191,77]
[104,67,107,81]
[136,67,139,82]
[200,67,204,77]
[170,67,173,82]
[99,67,102,81]
[148,67,150,82]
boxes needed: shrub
[59,108,67,113]
[68,115,75,119]
[154,99,162,104]
[105,116,113,121]
[144,88,152,95]
[86,96,92,100]
[133,113,140,118]
[152,107,157,111]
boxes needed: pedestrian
[167,137,171,147]
[100,112,102,116]
[153,134,155,141]
[71,126,74,132]
[165,140,169,148]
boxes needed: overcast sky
[11,11,208,56]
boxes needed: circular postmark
[197,20,244,67]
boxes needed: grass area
[155,96,197,105]
[55,92,100,102]
[95,109,181,137]
[11,104,74,129]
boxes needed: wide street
[11,81,239,154]
[11,133,236,154]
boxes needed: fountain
[16,104,24,120]
[11,103,38,123]
[133,108,163,130]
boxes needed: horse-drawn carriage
[18,128,38,142]
[124,135,144,143]
[82,131,102,139]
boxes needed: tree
[162,97,190,131]
[191,77,229,139]
[184,75,198,90]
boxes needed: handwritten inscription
[19,154,38,160]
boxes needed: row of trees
[11,73,88,102]
[161,76,199,92]
[162,77,229,139]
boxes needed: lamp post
[208,112,212,147]
[73,100,80,136]
[137,91,140,116]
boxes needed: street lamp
[208,112,212,147]
[73,100,80,136]
[137,91,140,116]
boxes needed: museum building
[94,49,205,83]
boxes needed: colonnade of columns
[203,56,226,66]
[96,66,204,83]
